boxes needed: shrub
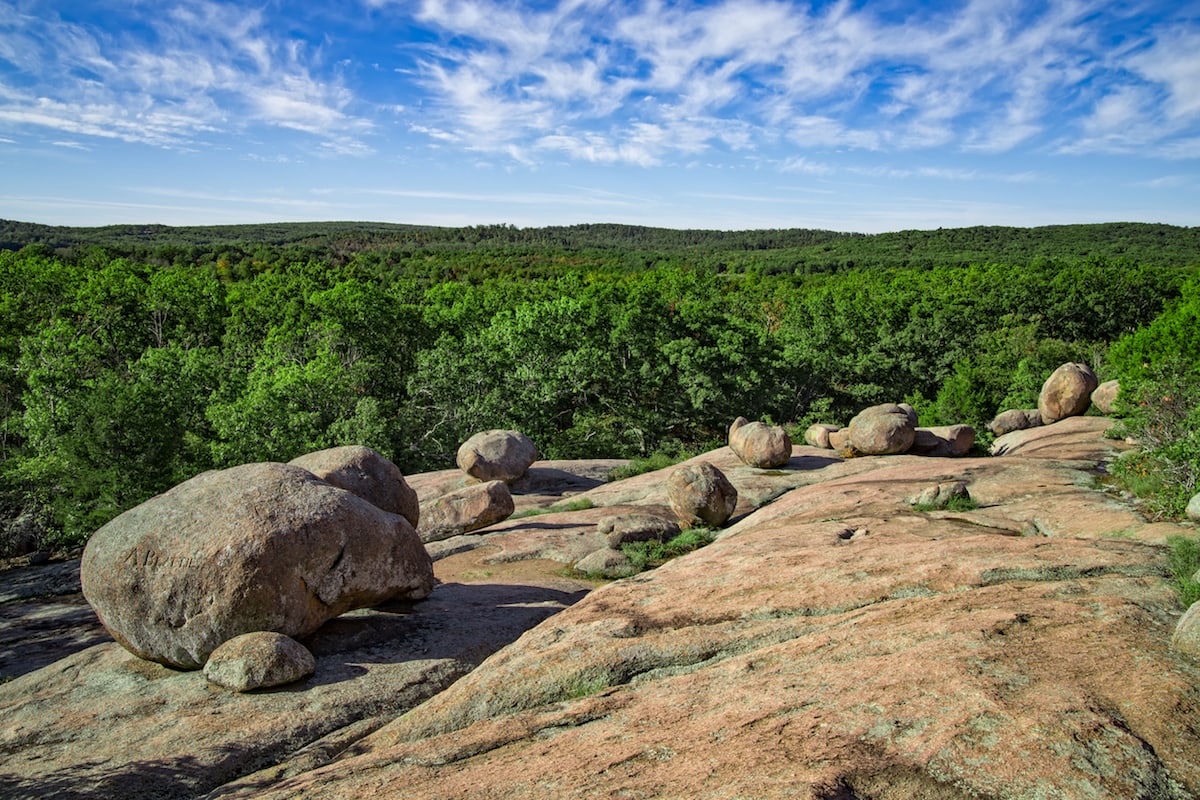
[1167,535,1200,608]
[621,527,717,572]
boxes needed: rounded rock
[81,462,434,669]
[1170,601,1200,659]
[1038,363,1099,424]
[667,462,738,528]
[456,430,539,483]
[203,632,316,692]
[847,404,917,455]
[290,445,419,528]
[729,421,793,468]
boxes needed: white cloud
[0,1,373,153]
[392,0,1200,166]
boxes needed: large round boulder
[81,462,435,670]
[456,430,538,483]
[667,462,738,528]
[1187,492,1200,523]
[289,445,419,528]
[847,403,917,455]
[1171,601,1200,659]
[729,420,793,468]
[1038,363,1098,424]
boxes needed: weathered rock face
[203,632,316,692]
[987,408,1042,436]
[847,403,917,455]
[456,430,538,483]
[417,480,515,543]
[804,423,839,449]
[256,428,1197,800]
[1039,362,1099,424]
[289,445,419,528]
[667,462,738,528]
[80,462,434,669]
[908,425,975,457]
[1091,379,1121,415]
[728,420,793,468]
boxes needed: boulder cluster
[416,429,536,544]
[81,446,435,687]
[805,402,976,458]
[987,362,1113,438]
[80,431,546,691]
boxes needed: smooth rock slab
[204,632,316,692]
[81,462,434,669]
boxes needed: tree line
[0,221,1197,549]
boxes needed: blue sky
[0,0,1197,233]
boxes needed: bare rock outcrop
[418,480,515,543]
[203,631,316,692]
[667,461,738,528]
[290,445,419,528]
[728,419,793,468]
[456,430,538,483]
[80,462,434,669]
[847,403,917,455]
[1038,362,1099,424]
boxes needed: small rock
[667,462,738,528]
[1091,380,1120,415]
[203,632,316,692]
[729,420,793,468]
[987,409,1043,436]
[828,428,851,451]
[836,528,855,540]
[418,480,515,543]
[598,513,681,548]
[575,548,636,578]
[290,445,419,528]
[1038,362,1098,424]
[1170,601,1200,659]
[910,480,971,510]
[456,430,538,483]
[804,424,839,449]
[1186,492,1200,523]
[847,404,917,455]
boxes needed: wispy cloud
[0,1,372,153]
[383,0,1198,166]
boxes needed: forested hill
[1,219,1196,274]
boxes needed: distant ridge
[1,219,1196,271]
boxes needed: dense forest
[1,219,1197,551]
